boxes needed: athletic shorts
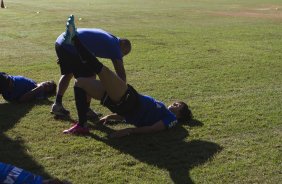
[55,43,96,78]
[100,84,140,116]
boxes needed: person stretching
[62,15,192,137]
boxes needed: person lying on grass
[0,72,56,103]
[0,162,71,184]
[62,15,193,138]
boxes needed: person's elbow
[151,121,166,133]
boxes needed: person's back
[1,75,37,102]
[124,94,178,128]
[0,162,42,184]
[56,28,122,60]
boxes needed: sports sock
[55,95,63,105]
[72,35,103,74]
[74,87,88,127]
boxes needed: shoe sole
[63,15,76,44]
[50,111,70,117]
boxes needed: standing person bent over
[51,15,131,120]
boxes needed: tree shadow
[90,120,222,184]
[0,99,53,178]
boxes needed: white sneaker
[50,103,70,116]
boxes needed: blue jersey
[0,162,42,184]
[56,28,123,60]
[125,95,178,128]
[2,76,37,102]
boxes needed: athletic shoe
[86,108,102,121]
[63,123,90,135]
[50,103,70,117]
[63,14,77,44]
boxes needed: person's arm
[43,179,71,184]
[112,59,126,82]
[18,86,44,102]
[99,114,125,125]
[18,83,45,102]
[110,120,166,138]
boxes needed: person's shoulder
[0,162,15,178]
[77,28,106,34]
[55,32,65,45]
[13,76,36,85]
[162,109,178,128]
[13,75,26,80]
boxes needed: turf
[0,0,281,183]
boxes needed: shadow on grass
[90,120,222,184]
[0,100,53,178]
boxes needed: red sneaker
[63,123,90,135]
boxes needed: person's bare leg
[86,75,96,103]
[75,77,105,101]
[51,74,73,116]
[57,74,73,97]
[96,66,127,102]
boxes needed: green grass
[0,0,281,183]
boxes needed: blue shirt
[56,28,123,60]
[125,95,178,128]
[0,162,42,184]
[2,76,37,102]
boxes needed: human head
[0,72,11,94]
[42,81,57,97]
[168,101,192,123]
[119,38,131,56]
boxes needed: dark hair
[120,38,131,56]
[177,101,193,123]
[0,72,10,94]
[46,81,57,97]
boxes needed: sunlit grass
[0,0,281,183]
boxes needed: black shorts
[55,43,96,78]
[100,84,140,116]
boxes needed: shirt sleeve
[162,110,178,129]
[0,162,43,184]
[110,44,123,60]
[109,35,123,60]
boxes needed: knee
[74,78,83,88]
[60,73,73,82]
[74,77,88,89]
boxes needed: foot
[50,103,70,117]
[63,14,77,44]
[63,123,90,135]
[86,108,102,121]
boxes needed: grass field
[0,0,281,183]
